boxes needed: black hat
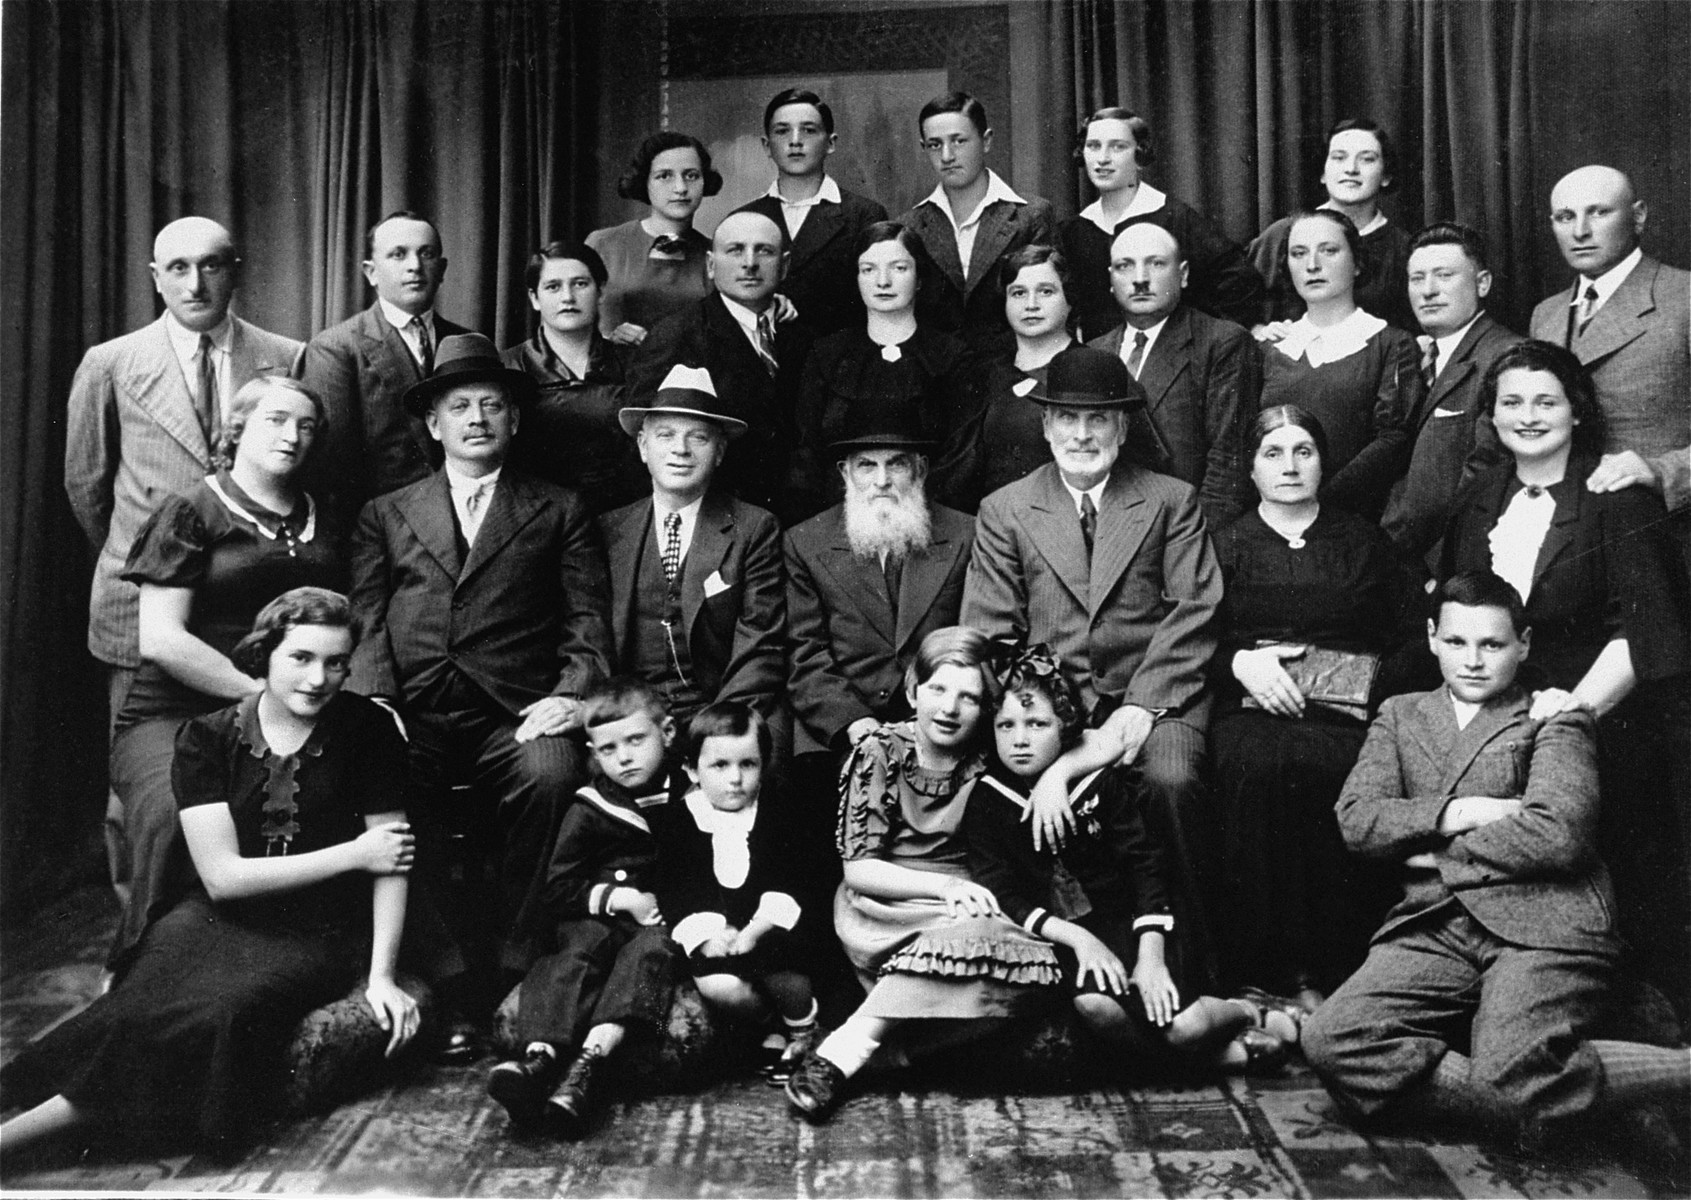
[617,364,748,438]
[402,333,539,416]
[828,403,937,457]
[1027,344,1146,410]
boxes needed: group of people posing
[4,85,1688,1174]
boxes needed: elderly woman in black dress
[1209,405,1410,1007]
[1,588,418,1163]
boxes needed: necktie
[462,480,490,544]
[1576,283,1600,338]
[412,315,435,375]
[1125,330,1148,378]
[1420,338,1440,393]
[662,511,683,583]
[755,311,779,377]
[196,334,219,446]
[1079,493,1097,560]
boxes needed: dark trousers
[1303,906,1614,1136]
[408,702,585,977]
[1123,718,1218,993]
[514,918,677,1049]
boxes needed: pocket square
[1431,407,1465,419]
[703,569,731,598]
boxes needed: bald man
[627,210,814,520]
[1087,222,1257,529]
[64,216,303,897]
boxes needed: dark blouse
[1059,199,1265,341]
[1440,457,1691,689]
[947,352,1060,512]
[118,474,346,727]
[1258,324,1423,521]
[500,330,647,513]
[170,691,407,932]
[1250,215,1416,332]
[586,219,712,339]
[1213,506,1409,713]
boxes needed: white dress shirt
[378,297,436,370]
[654,493,705,564]
[763,174,841,241]
[444,462,500,547]
[1059,473,1109,518]
[919,169,1026,279]
[1119,315,1170,376]
[1576,246,1643,321]
[1450,695,1482,730]
[164,314,232,420]
[1429,313,1482,382]
[719,294,774,362]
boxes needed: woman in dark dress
[1249,118,1415,332]
[0,588,418,1163]
[790,221,976,515]
[500,241,645,513]
[108,375,347,970]
[1255,210,1421,522]
[587,132,720,347]
[1210,406,1410,1005]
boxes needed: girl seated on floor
[783,625,1122,1122]
[653,701,822,1081]
[963,643,1300,1073]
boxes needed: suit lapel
[227,318,292,385]
[1423,316,1492,417]
[459,472,543,584]
[396,473,463,580]
[1087,470,1152,619]
[1530,480,1584,587]
[914,205,966,293]
[1573,259,1657,365]
[964,202,1019,295]
[1024,468,1092,609]
[604,501,652,659]
[127,320,211,463]
[1135,311,1190,417]
[790,200,844,272]
[704,294,768,380]
[359,305,433,462]
[1436,686,1529,795]
[894,524,963,651]
[682,493,735,640]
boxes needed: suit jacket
[64,314,304,666]
[1335,685,1616,955]
[542,775,678,920]
[783,502,975,754]
[626,294,814,522]
[295,302,472,510]
[901,193,1058,351]
[737,186,889,339]
[1380,313,1524,564]
[1531,255,1691,513]
[599,492,786,715]
[1089,306,1258,531]
[962,463,1222,720]
[348,467,612,716]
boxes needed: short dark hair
[524,241,608,293]
[683,700,772,768]
[1326,117,1398,192]
[215,375,327,472]
[764,87,834,136]
[1480,339,1607,457]
[364,210,441,261]
[854,220,936,281]
[1281,209,1371,288]
[230,587,355,677]
[999,243,1071,299]
[1409,221,1490,273]
[582,675,670,730]
[918,92,989,137]
[1434,570,1530,635]
[1249,403,1330,467]
[616,132,724,204]
[1075,106,1155,167]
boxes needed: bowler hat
[402,333,539,416]
[617,364,749,438]
[1028,344,1146,410]
[828,404,937,457]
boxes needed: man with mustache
[1088,222,1256,531]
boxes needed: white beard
[843,483,932,562]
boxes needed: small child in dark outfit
[964,644,1297,1073]
[485,678,682,1137]
[652,701,821,1080]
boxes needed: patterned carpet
[0,887,1679,1198]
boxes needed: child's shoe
[545,1047,604,1138]
[486,1043,562,1131]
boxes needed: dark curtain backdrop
[3,0,1686,918]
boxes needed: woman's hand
[938,877,1002,920]
[610,322,649,346]
[1131,957,1181,1027]
[1067,928,1129,996]
[365,975,421,1058]
[354,821,414,875]
[1528,688,1586,721]
[772,293,800,324]
[1024,772,1076,852]
[1232,646,1308,718]
[1252,320,1296,344]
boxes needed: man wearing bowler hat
[598,364,786,728]
[963,343,1223,979]
[349,333,614,1050]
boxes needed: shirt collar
[1273,307,1387,367]
[764,174,841,208]
[684,787,758,835]
[1058,472,1110,515]
[1582,246,1643,306]
[165,313,232,357]
[656,493,704,524]
[719,293,768,337]
[1078,182,1168,233]
[1449,694,1482,730]
[920,169,1025,232]
[443,461,501,497]
[378,297,433,334]
[1431,313,1482,365]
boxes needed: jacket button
[614,870,628,882]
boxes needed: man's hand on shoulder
[1585,450,1659,495]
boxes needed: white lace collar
[1272,308,1387,368]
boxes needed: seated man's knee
[694,973,760,1016]
[1136,727,1203,804]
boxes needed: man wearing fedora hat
[963,342,1223,980]
[349,333,614,1043]
[598,364,786,728]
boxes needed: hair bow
[985,637,1061,688]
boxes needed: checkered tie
[662,511,682,583]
